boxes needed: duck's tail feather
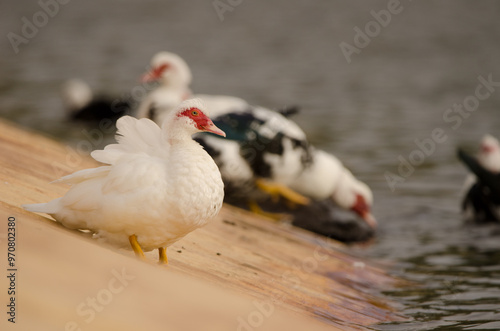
[22,199,61,214]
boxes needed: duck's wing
[52,166,112,185]
[204,105,311,180]
[91,116,163,165]
[53,156,167,217]
[212,111,260,142]
[23,166,112,215]
[210,105,306,143]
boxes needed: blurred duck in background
[458,134,500,224]
[135,51,377,242]
[61,78,133,122]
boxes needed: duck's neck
[164,129,193,145]
[160,78,190,93]
[162,118,197,145]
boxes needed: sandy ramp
[0,119,406,330]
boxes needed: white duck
[136,51,192,124]
[23,99,226,264]
[460,134,500,223]
[462,135,500,193]
[135,51,376,229]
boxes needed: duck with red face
[460,134,500,224]
[23,99,226,264]
[136,52,193,123]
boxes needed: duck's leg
[248,199,287,221]
[255,178,310,206]
[158,247,168,265]
[129,234,146,260]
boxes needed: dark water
[2,1,500,329]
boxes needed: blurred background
[2,1,500,329]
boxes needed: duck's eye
[191,110,199,116]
